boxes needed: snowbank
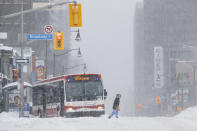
[175,106,197,119]
[1,107,197,131]
[0,44,13,51]
[0,112,19,119]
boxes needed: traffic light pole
[45,40,48,79]
[19,0,24,117]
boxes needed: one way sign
[16,59,30,64]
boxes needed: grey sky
[78,0,137,115]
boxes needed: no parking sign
[44,25,53,34]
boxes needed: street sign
[154,46,164,88]
[16,59,29,64]
[27,34,53,40]
[44,25,53,34]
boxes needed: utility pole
[53,53,56,76]
[19,0,24,117]
[45,40,48,79]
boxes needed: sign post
[44,25,53,79]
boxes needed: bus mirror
[104,89,107,99]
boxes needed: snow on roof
[0,73,8,79]
[0,44,13,52]
[3,81,32,89]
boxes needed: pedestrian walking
[108,94,121,119]
[37,108,41,118]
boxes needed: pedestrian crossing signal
[54,32,64,50]
[69,4,82,27]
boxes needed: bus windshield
[66,80,103,102]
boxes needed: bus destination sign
[67,75,100,81]
[74,76,90,81]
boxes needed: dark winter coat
[113,97,120,110]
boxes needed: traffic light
[54,32,64,50]
[156,96,161,104]
[69,4,82,27]
[13,69,18,81]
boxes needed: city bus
[32,74,107,117]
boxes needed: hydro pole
[19,0,24,117]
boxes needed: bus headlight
[67,107,73,111]
[98,106,103,109]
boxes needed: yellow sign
[69,4,82,27]
[74,76,89,81]
[13,69,19,81]
[54,32,64,50]
[177,105,182,112]
[137,104,142,111]
[36,66,45,80]
[156,96,161,104]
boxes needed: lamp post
[19,0,24,117]
[70,28,81,41]
[53,48,81,76]
[75,28,81,41]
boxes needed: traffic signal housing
[69,4,82,27]
[13,69,18,81]
[54,32,64,50]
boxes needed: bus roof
[3,81,32,90]
[32,74,101,87]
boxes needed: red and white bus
[32,74,107,117]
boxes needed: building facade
[134,0,197,116]
[0,0,34,47]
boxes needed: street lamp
[53,48,81,76]
[63,63,87,74]
[75,28,81,41]
[71,28,81,41]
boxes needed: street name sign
[27,34,53,40]
[16,59,30,64]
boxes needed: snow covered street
[1,107,197,131]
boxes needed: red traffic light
[56,33,62,41]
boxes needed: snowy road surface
[1,107,197,131]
